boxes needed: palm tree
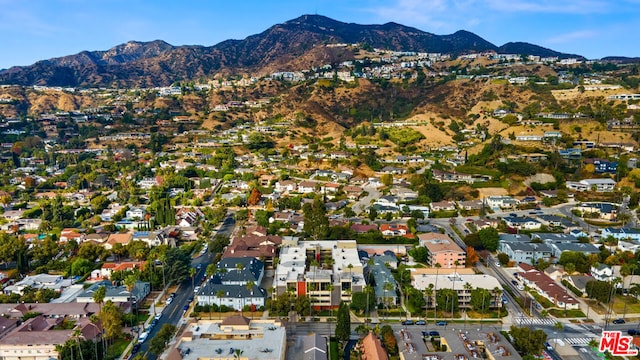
[92,286,107,358]
[492,286,502,314]
[190,267,197,290]
[383,282,395,319]
[451,261,460,321]
[216,290,225,320]
[245,280,256,318]
[423,284,433,324]
[124,274,138,327]
[433,262,441,323]
[463,282,472,328]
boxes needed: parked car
[545,342,553,351]
[402,320,415,325]
[131,344,141,355]
[511,280,518,286]
[509,213,518,217]
[154,313,162,320]
[165,297,173,305]
[429,331,440,337]
[436,321,447,326]
[628,329,638,336]
[194,286,201,293]
[137,331,149,344]
[416,320,427,325]
[196,263,202,270]
[183,305,189,312]
[613,318,626,324]
[188,296,194,303]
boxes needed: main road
[137,214,236,360]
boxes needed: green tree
[303,198,329,240]
[586,280,614,304]
[436,288,458,313]
[478,227,499,251]
[380,325,398,355]
[71,258,95,276]
[497,253,509,265]
[99,300,123,342]
[470,288,492,313]
[335,301,351,342]
[408,246,429,264]
[164,247,191,284]
[149,324,176,354]
[406,287,427,314]
[509,325,547,355]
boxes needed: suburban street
[137,214,236,360]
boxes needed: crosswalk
[564,337,597,345]
[515,318,557,326]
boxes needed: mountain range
[0,14,584,87]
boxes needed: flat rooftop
[411,272,501,291]
[176,319,286,360]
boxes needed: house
[196,283,266,310]
[275,180,297,193]
[570,178,617,192]
[531,233,579,243]
[3,274,75,295]
[76,280,150,304]
[417,233,465,268]
[484,196,519,210]
[343,185,363,200]
[98,261,146,280]
[375,195,399,207]
[361,332,389,360]
[502,216,541,231]
[351,224,378,234]
[591,263,613,281]
[298,181,317,193]
[498,241,552,265]
[574,202,617,221]
[407,205,430,218]
[601,227,640,241]
[105,233,133,250]
[517,268,579,309]
[303,333,328,360]
[125,206,147,220]
[379,224,408,237]
[457,200,483,211]
[547,242,600,257]
[214,257,264,286]
[429,201,456,212]
[584,158,618,174]
[0,315,101,360]
[473,218,500,230]
[59,228,84,243]
[432,169,473,184]
[367,258,398,306]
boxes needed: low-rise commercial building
[165,316,286,360]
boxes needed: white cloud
[546,30,598,44]
[483,0,610,14]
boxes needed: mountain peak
[0,15,582,87]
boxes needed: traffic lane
[139,250,214,359]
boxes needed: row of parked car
[402,319,448,326]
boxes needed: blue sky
[1,0,639,69]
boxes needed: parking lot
[395,325,521,360]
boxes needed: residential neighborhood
[0,26,639,360]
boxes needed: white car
[154,313,162,320]
[166,297,173,305]
[495,262,501,267]
[138,331,149,344]
[194,286,201,293]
